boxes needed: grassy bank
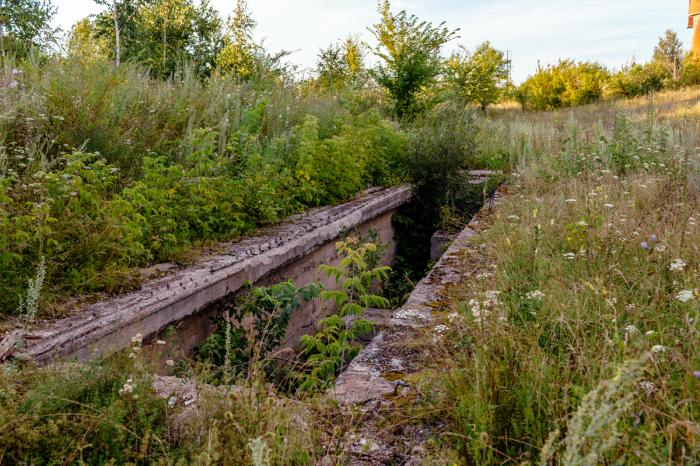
[420,89,700,464]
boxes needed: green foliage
[681,53,700,87]
[199,281,322,383]
[608,62,669,98]
[295,239,390,392]
[0,0,57,58]
[92,0,223,77]
[0,56,406,316]
[517,60,609,111]
[652,29,683,81]
[215,0,256,79]
[316,37,366,91]
[444,41,510,111]
[368,0,457,119]
[0,360,169,464]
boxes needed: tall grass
[426,90,700,464]
[0,56,407,317]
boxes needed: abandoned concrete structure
[690,0,700,56]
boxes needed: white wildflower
[156,340,167,345]
[676,290,695,303]
[119,379,135,396]
[447,312,461,323]
[131,333,144,345]
[588,192,598,198]
[526,290,545,300]
[562,253,576,261]
[651,345,666,354]
[434,325,449,335]
[565,198,577,203]
[638,380,656,396]
[507,215,520,222]
[669,259,687,272]
[645,330,656,336]
[165,359,175,367]
[604,204,614,209]
[576,221,588,227]
[623,324,638,336]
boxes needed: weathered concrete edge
[8,186,412,364]
[332,192,498,406]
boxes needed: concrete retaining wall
[4,186,411,364]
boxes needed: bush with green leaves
[517,60,609,111]
[444,41,510,111]
[608,62,669,98]
[368,0,457,119]
[198,281,322,383]
[295,238,391,392]
[0,54,408,317]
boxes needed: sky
[53,0,692,83]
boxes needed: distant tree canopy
[316,36,365,91]
[445,41,510,111]
[369,0,457,119]
[653,29,683,81]
[517,60,609,111]
[91,0,222,77]
[515,28,700,111]
[0,0,57,58]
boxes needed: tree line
[517,30,700,111]
[0,0,513,119]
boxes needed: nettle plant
[294,238,391,392]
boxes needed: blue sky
[54,0,690,82]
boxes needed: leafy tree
[368,0,457,119]
[316,36,365,90]
[67,17,108,62]
[216,0,257,79]
[93,0,146,66]
[445,41,510,111]
[0,0,57,58]
[653,29,683,81]
[93,0,222,77]
[317,42,348,90]
[681,52,700,87]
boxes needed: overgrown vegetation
[517,30,700,110]
[418,91,700,464]
[2,0,700,464]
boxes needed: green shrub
[608,62,669,98]
[517,60,609,111]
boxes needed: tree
[653,29,683,81]
[93,0,148,66]
[216,0,257,79]
[92,0,222,77]
[67,18,108,62]
[316,36,365,90]
[445,41,510,111]
[0,0,57,58]
[368,0,457,119]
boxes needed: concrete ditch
[330,186,503,465]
